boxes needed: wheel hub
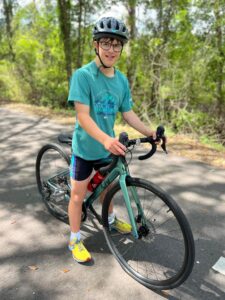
[138,225,150,238]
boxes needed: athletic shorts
[70,154,111,181]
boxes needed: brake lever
[161,136,168,154]
[156,125,168,154]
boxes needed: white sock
[70,231,81,241]
[108,212,116,225]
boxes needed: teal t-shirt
[68,61,133,160]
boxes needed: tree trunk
[150,0,163,118]
[214,2,224,117]
[150,0,173,120]
[3,0,15,61]
[57,0,72,82]
[76,0,83,68]
[126,0,137,89]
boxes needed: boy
[68,17,156,263]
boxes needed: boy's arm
[75,102,126,156]
[122,110,156,138]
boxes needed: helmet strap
[94,41,123,71]
[94,48,111,69]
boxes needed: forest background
[0,0,224,148]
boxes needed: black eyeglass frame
[98,40,123,53]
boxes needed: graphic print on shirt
[95,90,119,119]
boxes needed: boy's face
[94,37,123,67]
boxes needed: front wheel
[102,177,195,290]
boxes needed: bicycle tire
[102,177,195,290]
[36,143,71,224]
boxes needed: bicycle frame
[84,156,141,239]
[43,155,145,239]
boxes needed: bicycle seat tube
[84,158,123,208]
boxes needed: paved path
[0,107,225,300]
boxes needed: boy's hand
[104,137,126,156]
[148,130,157,140]
[147,130,160,142]
[149,129,167,144]
[148,130,161,144]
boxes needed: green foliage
[200,135,225,151]
[0,3,68,107]
[170,109,210,132]
[0,61,26,101]
[0,0,224,145]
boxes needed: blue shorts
[70,154,111,181]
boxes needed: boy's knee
[70,188,85,204]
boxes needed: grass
[200,135,225,152]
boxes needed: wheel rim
[103,179,193,288]
[36,145,70,222]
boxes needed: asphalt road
[0,106,225,300]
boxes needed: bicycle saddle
[58,133,72,145]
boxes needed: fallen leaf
[28,265,39,271]
[62,269,70,273]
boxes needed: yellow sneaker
[69,239,91,263]
[111,218,132,234]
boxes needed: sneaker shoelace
[77,242,85,252]
[70,239,83,249]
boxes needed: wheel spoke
[102,178,194,290]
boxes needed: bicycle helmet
[93,17,129,44]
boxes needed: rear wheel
[102,177,195,290]
[36,143,71,223]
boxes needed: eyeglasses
[99,41,123,52]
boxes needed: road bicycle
[35,126,195,290]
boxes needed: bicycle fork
[119,175,147,239]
